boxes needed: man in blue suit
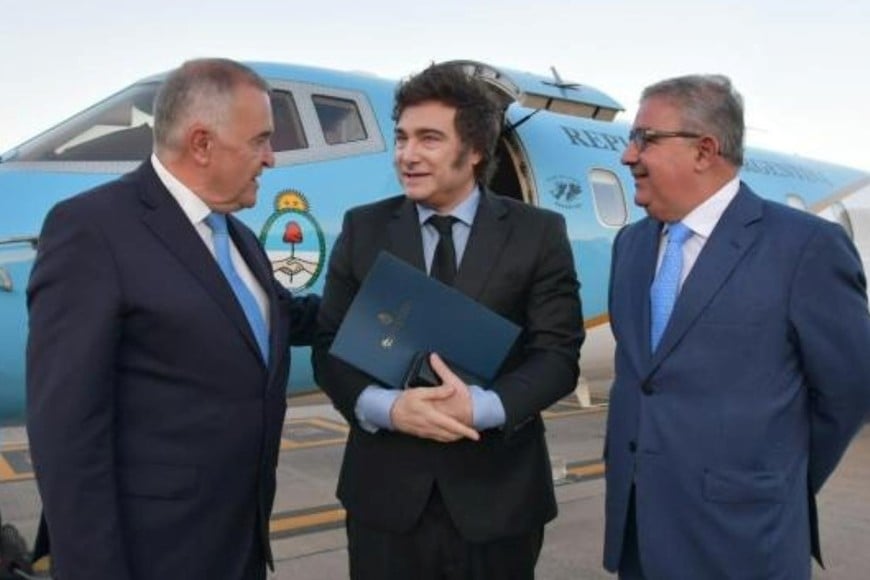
[603,74,870,579]
[26,58,319,579]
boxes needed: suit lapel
[624,219,662,369]
[386,198,426,271]
[136,162,265,366]
[454,191,511,299]
[650,185,763,367]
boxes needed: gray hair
[153,58,269,152]
[642,74,744,166]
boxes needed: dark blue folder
[329,251,521,389]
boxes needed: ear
[188,124,212,165]
[694,135,720,169]
[469,148,483,168]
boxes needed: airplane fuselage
[1,61,868,423]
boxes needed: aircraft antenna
[546,66,581,90]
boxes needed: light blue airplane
[2,60,869,425]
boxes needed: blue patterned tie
[650,222,693,351]
[205,213,269,363]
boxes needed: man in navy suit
[603,74,870,579]
[26,58,319,579]
[314,63,583,579]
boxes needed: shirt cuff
[469,385,505,430]
[355,385,400,433]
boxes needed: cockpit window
[13,84,309,162]
[270,90,308,151]
[313,95,367,145]
[16,83,159,162]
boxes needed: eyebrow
[395,127,447,138]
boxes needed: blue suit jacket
[604,184,870,579]
[26,161,319,579]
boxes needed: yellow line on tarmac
[268,461,606,538]
[0,455,18,481]
[567,461,605,478]
[270,507,346,535]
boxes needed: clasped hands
[389,353,480,443]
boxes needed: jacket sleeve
[26,199,133,579]
[494,213,585,434]
[312,210,374,424]
[790,220,870,493]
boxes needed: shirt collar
[151,153,212,226]
[416,187,481,227]
[678,176,741,239]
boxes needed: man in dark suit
[604,74,870,579]
[313,63,584,579]
[26,58,319,580]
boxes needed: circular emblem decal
[259,190,326,292]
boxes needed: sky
[1,0,868,170]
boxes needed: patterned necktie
[205,213,269,363]
[650,222,693,351]
[428,215,458,286]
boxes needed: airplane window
[15,83,159,162]
[830,201,855,239]
[270,90,308,151]
[785,194,807,211]
[589,169,628,227]
[313,95,367,145]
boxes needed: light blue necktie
[205,213,269,363]
[650,222,693,351]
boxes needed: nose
[621,140,639,166]
[396,139,419,166]
[262,141,275,168]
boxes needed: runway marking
[0,408,604,483]
[566,459,605,482]
[0,443,34,482]
[543,397,608,418]
[270,504,346,539]
[280,417,349,450]
[267,460,606,540]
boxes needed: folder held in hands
[329,251,521,389]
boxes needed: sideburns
[451,146,471,170]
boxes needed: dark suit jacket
[313,191,584,541]
[26,161,319,580]
[604,184,870,579]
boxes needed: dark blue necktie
[205,213,269,363]
[650,222,693,351]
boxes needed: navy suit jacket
[26,161,319,579]
[313,192,584,542]
[603,183,870,579]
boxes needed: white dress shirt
[656,176,741,289]
[150,154,269,327]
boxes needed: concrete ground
[2,327,868,578]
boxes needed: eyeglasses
[628,128,702,151]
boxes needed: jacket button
[629,441,637,453]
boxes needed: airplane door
[446,60,624,208]
[444,60,623,121]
